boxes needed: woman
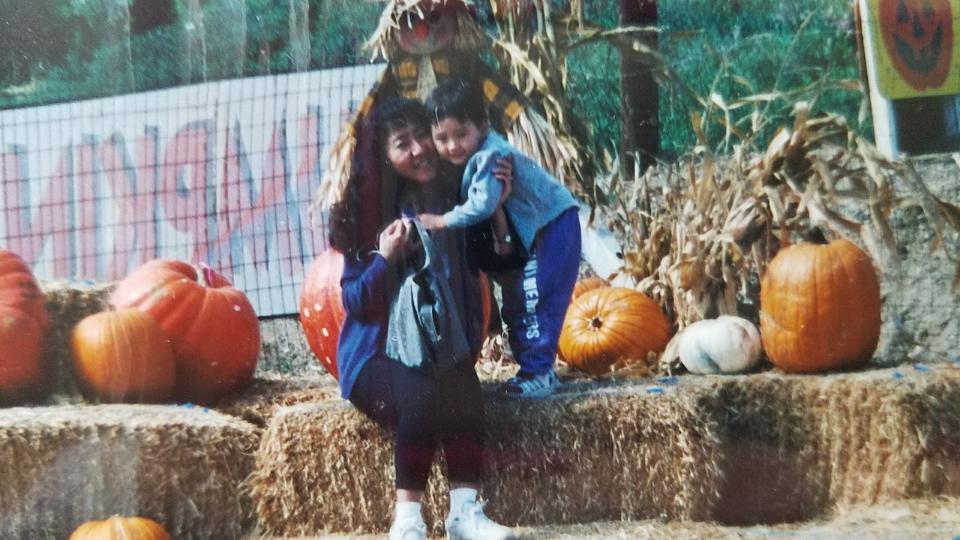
[328,97,515,540]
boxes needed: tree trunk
[289,0,311,72]
[619,0,659,177]
[218,0,247,78]
[180,0,207,83]
[105,0,136,92]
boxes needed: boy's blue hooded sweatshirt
[441,131,577,252]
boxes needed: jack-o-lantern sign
[879,0,955,90]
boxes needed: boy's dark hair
[425,78,488,128]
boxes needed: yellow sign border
[866,0,960,99]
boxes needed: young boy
[418,78,581,399]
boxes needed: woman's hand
[377,219,411,263]
[493,155,513,207]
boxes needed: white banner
[0,64,384,316]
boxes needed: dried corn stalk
[605,102,960,358]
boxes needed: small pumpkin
[559,287,671,375]
[71,308,176,402]
[677,316,762,374]
[299,249,346,379]
[571,276,608,300]
[69,515,171,540]
[110,259,260,403]
[759,234,881,373]
[0,250,49,400]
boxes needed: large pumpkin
[559,287,672,375]
[110,259,260,403]
[299,249,346,379]
[69,515,171,540]
[0,250,49,400]
[71,308,176,402]
[759,237,881,373]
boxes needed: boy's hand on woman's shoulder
[493,155,513,205]
[418,213,447,230]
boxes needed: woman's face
[385,123,437,184]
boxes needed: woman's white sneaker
[445,500,516,540]
[389,514,427,540]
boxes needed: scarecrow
[315,0,587,250]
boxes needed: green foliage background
[0,0,865,160]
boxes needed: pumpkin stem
[801,227,828,244]
[198,263,225,288]
[590,317,603,329]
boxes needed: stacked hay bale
[40,281,114,397]
[250,382,724,536]
[693,365,960,524]
[216,374,339,427]
[0,404,260,539]
[481,385,722,525]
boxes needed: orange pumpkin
[69,515,171,540]
[299,249,346,379]
[0,250,49,400]
[572,276,608,300]
[110,259,260,403]
[759,237,881,373]
[71,309,176,402]
[559,287,672,375]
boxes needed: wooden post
[619,0,659,177]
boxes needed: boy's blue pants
[496,207,581,375]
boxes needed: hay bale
[40,281,114,397]
[257,317,328,377]
[481,384,722,525]
[251,382,724,536]
[216,374,339,427]
[695,364,960,524]
[0,404,260,539]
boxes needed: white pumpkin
[677,316,762,374]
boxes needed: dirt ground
[256,496,960,539]
[872,155,960,366]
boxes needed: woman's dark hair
[328,98,431,255]
[377,97,431,146]
[425,77,488,128]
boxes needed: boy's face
[431,117,484,166]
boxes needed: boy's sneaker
[497,370,559,399]
[390,514,427,540]
[445,500,516,540]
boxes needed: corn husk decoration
[314,0,591,223]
